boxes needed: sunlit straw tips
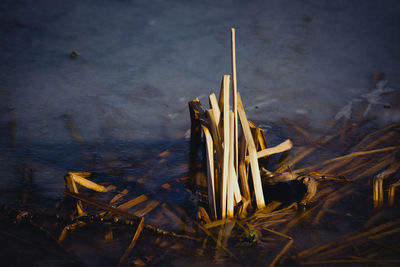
[188,29,293,220]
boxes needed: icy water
[1,0,400,266]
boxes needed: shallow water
[1,0,400,266]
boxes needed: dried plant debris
[3,31,400,266]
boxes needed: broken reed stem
[202,125,217,219]
[221,75,231,219]
[245,139,292,162]
[65,191,200,241]
[227,111,235,217]
[389,178,400,206]
[237,93,265,209]
[117,217,145,267]
[68,172,109,192]
[65,191,140,220]
[231,28,239,183]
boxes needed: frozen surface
[1,1,400,265]
[1,0,400,143]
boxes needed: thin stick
[237,93,265,209]
[117,217,145,267]
[231,28,239,184]
[65,191,139,220]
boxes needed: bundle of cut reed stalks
[189,29,293,220]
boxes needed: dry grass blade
[117,217,145,267]
[351,122,400,152]
[368,227,400,240]
[352,154,395,180]
[295,146,400,174]
[323,131,398,174]
[296,219,400,259]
